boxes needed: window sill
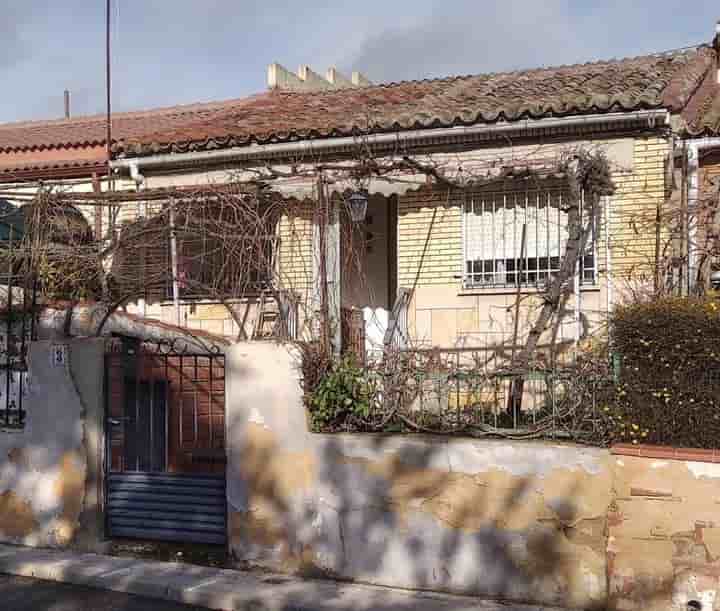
[158,294,265,306]
[0,427,25,434]
[457,284,600,297]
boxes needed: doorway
[341,194,398,357]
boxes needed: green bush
[307,356,379,431]
[610,295,720,448]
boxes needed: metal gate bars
[105,336,227,545]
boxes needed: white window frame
[461,183,597,290]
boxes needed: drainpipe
[129,162,148,316]
[685,137,720,293]
[110,110,669,174]
[573,267,581,353]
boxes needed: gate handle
[108,418,129,426]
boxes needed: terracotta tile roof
[0,97,253,153]
[0,158,107,180]
[119,46,715,156]
[0,45,716,164]
[682,51,720,135]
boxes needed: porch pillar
[312,182,342,354]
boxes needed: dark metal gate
[105,337,227,545]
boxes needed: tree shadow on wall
[0,429,684,611]
[310,436,596,609]
[231,428,649,610]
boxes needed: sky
[0,1,718,124]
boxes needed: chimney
[297,65,334,91]
[352,71,373,87]
[267,63,372,91]
[64,89,70,119]
[326,67,353,88]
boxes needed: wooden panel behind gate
[105,338,227,544]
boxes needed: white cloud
[344,0,719,83]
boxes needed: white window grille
[462,184,596,288]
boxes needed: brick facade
[393,135,671,348]
[397,189,462,287]
[608,137,670,281]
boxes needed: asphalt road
[0,573,212,611]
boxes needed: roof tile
[0,45,715,161]
[119,46,715,155]
[682,51,720,135]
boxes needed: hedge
[610,296,720,448]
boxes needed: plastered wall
[0,339,104,548]
[225,342,612,608]
[226,342,720,610]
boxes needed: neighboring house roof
[0,44,717,175]
[0,98,248,154]
[682,49,720,136]
[0,98,258,179]
[0,158,107,181]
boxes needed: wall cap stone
[611,443,719,463]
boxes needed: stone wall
[226,342,612,609]
[0,339,104,548]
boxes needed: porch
[337,178,606,362]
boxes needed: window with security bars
[463,184,596,288]
[170,233,277,299]
[0,319,31,430]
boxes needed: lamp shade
[347,191,368,222]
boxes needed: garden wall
[226,342,612,608]
[609,446,720,611]
[226,342,720,610]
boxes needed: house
[1,26,720,361]
[680,38,720,291]
[1,24,720,608]
[102,27,720,360]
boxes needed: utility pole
[105,0,112,176]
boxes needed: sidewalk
[0,544,567,611]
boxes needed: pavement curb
[0,544,566,611]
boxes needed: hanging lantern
[346,190,369,223]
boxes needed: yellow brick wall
[607,136,670,281]
[126,197,316,339]
[700,151,720,198]
[397,188,462,287]
[395,136,670,349]
[396,136,670,291]
[277,200,314,294]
